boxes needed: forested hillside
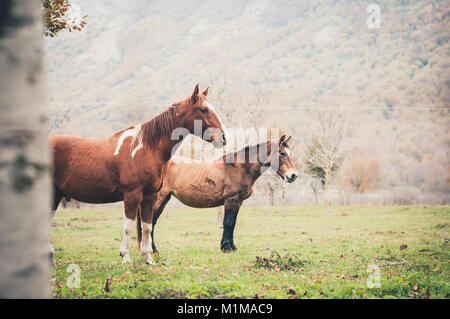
[44,0,450,204]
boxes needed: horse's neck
[225,142,272,182]
[239,154,267,183]
[140,105,184,163]
[242,162,264,183]
[156,134,184,163]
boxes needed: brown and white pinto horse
[138,135,298,254]
[50,85,227,264]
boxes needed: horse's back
[51,135,111,150]
[164,158,225,208]
[51,135,115,172]
[166,158,223,186]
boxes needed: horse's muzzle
[212,133,226,148]
[285,170,299,183]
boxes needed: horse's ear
[202,87,209,97]
[279,134,286,145]
[191,84,199,104]
[285,136,292,144]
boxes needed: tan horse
[51,85,227,264]
[137,135,298,254]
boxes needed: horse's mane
[134,103,180,149]
[221,140,272,164]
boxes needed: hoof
[221,241,235,253]
[142,251,155,264]
[120,252,132,264]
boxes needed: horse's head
[177,84,227,148]
[271,135,299,183]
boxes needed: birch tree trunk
[217,206,224,223]
[311,181,319,204]
[0,0,51,298]
[268,184,275,206]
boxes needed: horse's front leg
[140,193,158,264]
[120,189,142,264]
[221,198,242,253]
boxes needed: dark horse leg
[150,192,172,254]
[221,198,242,253]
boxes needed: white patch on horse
[114,128,136,155]
[140,222,154,264]
[114,124,143,158]
[204,101,228,136]
[120,217,135,263]
[130,124,143,158]
[285,147,292,157]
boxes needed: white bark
[217,206,224,223]
[0,0,51,298]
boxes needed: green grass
[51,205,450,299]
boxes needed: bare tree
[280,182,287,216]
[344,150,380,194]
[47,106,71,134]
[303,111,351,206]
[268,180,276,206]
[242,80,270,129]
[0,0,51,298]
[309,178,321,204]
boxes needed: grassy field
[50,205,449,299]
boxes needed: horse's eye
[280,152,286,158]
[200,108,208,114]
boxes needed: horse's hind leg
[221,198,242,253]
[151,192,172,254]
[120,189,142,264]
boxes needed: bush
[254,251,307,271]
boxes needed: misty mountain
[44,0,449,204]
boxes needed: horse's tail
[136,206,142,251]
